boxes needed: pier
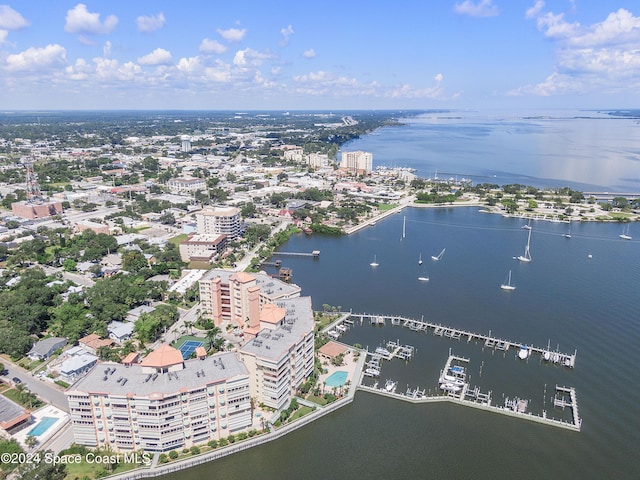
[346,313,577,368]
[272,250,320,257]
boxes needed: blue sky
[1,1,639,110]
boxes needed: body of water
[164,207,640,480]
[342,109,640,191]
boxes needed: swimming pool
[324,371,348,388]
[27,417,57,437]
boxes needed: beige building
[239,297,315,410]
[166,177,206,193]
[340,150,373,174]
[198,269,301,327]
[11,200,63,219]
[196,206,241,240]
[66,347,252,452]
[179,234,227,262]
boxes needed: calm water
[343,110,640,191]
[165,208,640,480]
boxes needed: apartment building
[239,297,315,410]
[166,177,206,193]
[198,269,301,327]
[340,150,373,174]
[178,233,227,262]
[195,206,241,240]
[66,347,251,452]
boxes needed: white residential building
[166,177,206,193]
[195,206,241,240]
[66,348,251,452]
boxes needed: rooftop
[68,351,248,397]
[140,344,184,368]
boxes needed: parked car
[12,377,22,384]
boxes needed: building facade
[178,234,227,263]
[195,207,241,240]
[340,150,373,174]
[166,177,206,193]
[66,348,252,452]
[198,269,301,327]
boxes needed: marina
[341,313,577,368]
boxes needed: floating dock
[348,313,577,368]
[272,250,320,257]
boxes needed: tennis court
[178,339,204,359]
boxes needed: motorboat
[518,345,529,360]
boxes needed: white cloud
[279,25,294,46]
[233,48,271,67]
[94,57,141,81]
[0,30,7,43]
[303,49,316,59]
[454,0,499,18]
[0,5,30,30]
[204,61,232,83]
[200,38,227,54]
[525,0,545,20]
[5,44,67,71]
[136,12,165,33]
[103,41,112,57]
[65,3,118,36]
[516,6,640,97]
[138,48,173,66]
[177,56,203,74]
[65,58,92,81]
[217,27,246,42]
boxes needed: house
[126,305,156,323]
[58,351,98,383]
[107,321,134,343]
[27,337,68,361]
[78,333,114,354]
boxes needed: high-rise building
[196,206,241,240]
[66,348,252,452]
[340,150,373,174]
[180,135,192,153]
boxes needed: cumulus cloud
[136,12,165,33]
[217,27,246,42]
[233,48,271,67]
[137,48,173,66]
[279,25,294,46]
[0,5,30,30]
[103,40,112,57]
[516,6,640,97]
[177,56,203,74]
[94,57,141,81]
[303,49,316,58]
[65,3,118,38]
[454,0,499,18]
[5,44,67,71]
[525,0,545,20]
[200,38,227,54]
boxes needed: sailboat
[370,255,379,267]
[516,228,532,262]
[620,224,632,240]
[418,253,423,265]
[431,248,446,261]
[522,218,532,230]
[401,216,406,240]
[500,270,516,291]
[418,273,429,282]
[563,222,572,239]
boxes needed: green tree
[122,250,149,274]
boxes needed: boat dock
[553,385,582,428]
[347,313,576,368]
[272,250,320,257]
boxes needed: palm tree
[205,326,221,352]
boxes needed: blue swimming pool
[324,371,348,388]
[28,417,57,437]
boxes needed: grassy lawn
[169,233,189,246]
[289,405,313,421]
[608,212,634,220]
[376,203,397,211]
[2,388,43,409]
[314,312,339,331]
[305,394,329,406]
[64,458,139,480]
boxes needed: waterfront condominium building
[340,150,373,174]
[198,269,301,327]
[239,296,315,410]
[195,206,241,240]
[66,347,252,452]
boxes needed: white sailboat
[563,222,572,239]
[431,248,446,261]
[418,267,429,282]
[522,218,532,230]
[418,253,423,265]
[620,224,632,240]
[516,228,532,262]
[370,254,379,267]
[401,215,406,240]
[500,270,516,291]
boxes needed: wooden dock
[272,250,320,257]
[346,313,577,368]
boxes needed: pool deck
[13,404,69,448]
[318,347,359,393]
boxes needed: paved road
[1,361,69,413]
